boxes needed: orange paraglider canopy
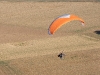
[48,14,84,35]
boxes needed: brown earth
[0,1,100,75]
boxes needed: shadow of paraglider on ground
[94,30,100,35]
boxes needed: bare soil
[0,1,100,75]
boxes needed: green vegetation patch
[0,61,22,75]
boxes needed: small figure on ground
[58,52,65,59]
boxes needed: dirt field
[0,1,100,75]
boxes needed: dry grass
[0,1,100,75]
[0,0,100,2]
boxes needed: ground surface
[0,1,100,75]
